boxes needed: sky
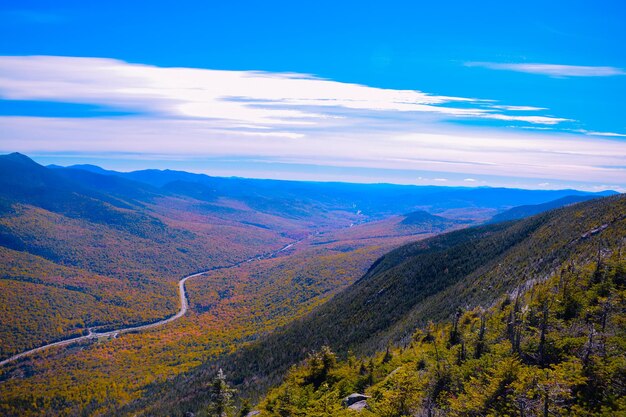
[0,0,625,191]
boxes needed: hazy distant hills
[55,159,616,218]
[128,193,626,416]
[486,194,599,224]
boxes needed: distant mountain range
[7,151,613,360]
[45,157,616,218]
[0,152,622,416]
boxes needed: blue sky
[0,0,625,191]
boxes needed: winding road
[0,239,304,367]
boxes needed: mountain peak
[1,152,38,165]
[400,209,451,226]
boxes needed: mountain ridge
[0,153,623,417]
[487,194,600,224]
[123,193,626,416]
[42,156,618,218]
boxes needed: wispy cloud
[490,105,546,111]
[466,62,626,77]
[575,130,626,138]
[0,56,624,189]
[2,114,625,186]
[0,56,568,127]
[485,114,572,125]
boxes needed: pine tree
[474,310,487,359]
[382,344,393,364]
[207,369,236,417]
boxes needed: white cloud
[2,115,625,186]
[466,62,626,77]
[490,105,546,111]
[575,129,626,138]
[0,55,568,127]
[463,178,477,182]
[0,56,624,189]
[485,113,572,125]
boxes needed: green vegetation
[124,194,626,417]
[0,153,376,359]
[399,209,464,231]
[0,230,418,417]
[257,253,626,416]
[0,153,621,417]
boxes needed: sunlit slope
[257,241,626,417]
[129,194,626,416]
[0,154,350,358]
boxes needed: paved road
[0,240,303,367]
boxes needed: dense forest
[0,222,426,417]
[250,254,626,416]
[0,153,620,417]
[120,194,626,416]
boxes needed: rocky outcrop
[348,400,370,411]
[342,393,370,408]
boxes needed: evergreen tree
[207,369,236,417]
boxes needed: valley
[127,193,626,417]
[2,4,623,416]
[0,153,620,417]
[0,216,436,416]
[0,238,310,367]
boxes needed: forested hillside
[255,252,626,416]
[125,194,626,416]
[0,229,422,417]
[487,194,598,224]
[2,152,606,359]
[0,153,309,358]
[0,153,619,417]
[0,153,469,415]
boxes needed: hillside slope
[0,153,357,358]
[65,162,615,218]
[127,194,626,416]
[487,194,599,224]
[257,247,626,417]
